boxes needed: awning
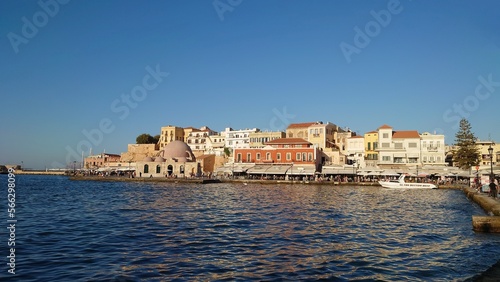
[232,164,255,172]
[265,165,292,175]
[247,164,270,174]
[322,166,356,175]
[380,169,399,176]
[289,165,316,175]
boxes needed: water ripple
[2,176,500,281]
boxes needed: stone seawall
[463,187,500,216]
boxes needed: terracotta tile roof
[287,122,317,129]
[265,138,311,145]
[392,130,420,138]
[378,124,393,129]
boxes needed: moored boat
[379,174,437,189]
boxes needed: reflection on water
[3,175,500,281]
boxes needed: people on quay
[489,181,497,198]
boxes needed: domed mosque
[159,140,196,162]
[139,140,203,178]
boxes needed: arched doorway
[144,164,149,174]
[167,165,173,176]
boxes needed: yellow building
[364,130,379,164]
[159,125,185,150]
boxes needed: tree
[453,118,480,170]
[153,135,160,144]
[136,133,155,144]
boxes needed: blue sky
[1,0,499,169]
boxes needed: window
[289,133,293,137]
[237,153,242,162]
[383,133,389,138]
[395,143,403,149]
[247,153,251,162]
[374,142,378,150]
[408,143,417,148]
[266,152,271,160]
[394,157,404,163]
[156,165,161,173]
[180,165,184,174]
[144,164,149,173]
[296,153,301,161]
[256,153,261,160]
[286,153,291,161]
[277,153,281,161]
[367,142,371,150]
[382,156,391,162]
[382,143,390,148]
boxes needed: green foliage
[453,118,480,170]
[136,133,155,144]
[153,135,160,144]
[224,147,231,157]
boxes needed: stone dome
[161,140,196,162]
[143,156,154,162]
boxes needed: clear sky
[1,0,499,169]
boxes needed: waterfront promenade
[69,174,467,189]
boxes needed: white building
[346,136,365,168]
[186,126,218,152]
[222,127,260,150]
[377,125,422,168]
[420,132,446,166]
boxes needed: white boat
[378,174,437,189]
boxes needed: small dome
[143,157,154,162]
[161,140,196,162]
[154,157,165,162]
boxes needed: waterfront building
[376,124,422,169]
[159,125,185,150]
[186,126,218,152]
[232,138,321,177]
[364,131,379,168]
[222,127,260,150]
[346,136,365,169]
[136,140,215,178]
[420,132,446,166]
[286,121,350,166]
[249,131,286,148]
[84,153,121,169]
[477,140,499,168]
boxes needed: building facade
[159,125,185,150]
[346,136,365,168]
[249,131,286,148]
[420,132,446,166]
[364,131,379,167]
[222,127,260,150]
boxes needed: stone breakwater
[463,187,500,216]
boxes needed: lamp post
[488,144,494,183]
[73,161,76,174]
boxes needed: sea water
[1,175,499,281]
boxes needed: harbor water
[1,175,500,281]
